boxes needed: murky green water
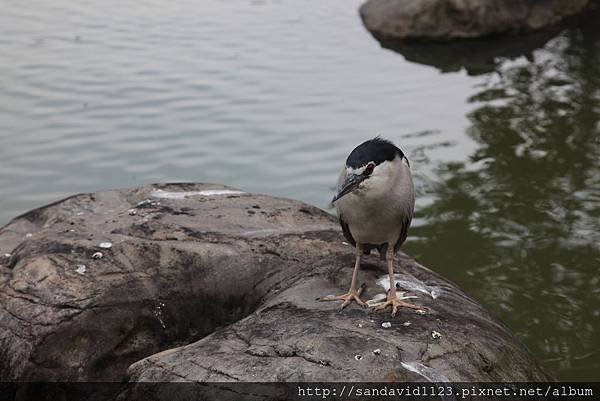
[401,16,600,380]
[0,0,598,380]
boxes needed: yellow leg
[319,244,366,309]
[374,248,421,317]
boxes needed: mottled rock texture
[359,0,589,41]
[0,183,550,388]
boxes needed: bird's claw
[319,284,366,309]
[374,297,422,317]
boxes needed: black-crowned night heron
[320,137,421,317]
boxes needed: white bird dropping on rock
[99,242,112,249]
[75,264,87,275]
[382,322,392,328]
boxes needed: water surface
[1,0,598,380]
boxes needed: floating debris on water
[382,322,392,328]
[98,242,112,249]
[75,264,87,275]
[432,330,442,339]
[354,354,363,361]
[91,252,103,259]
[373,349,381,355]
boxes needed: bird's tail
[363,243,389,260]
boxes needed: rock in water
[359,0,589,41]
[0,183,550,389]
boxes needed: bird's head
[332,137,408,203]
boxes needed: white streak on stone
[150,189,245,199]
[376,274,441,299]
[241,226,333,238]
[154,301,167,329]
[401,361,450,383]
[366,292,417,308]
[365,293,387,307]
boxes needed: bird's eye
[364,163,375,175]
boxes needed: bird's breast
[336,191,406,245]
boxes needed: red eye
[364,163,374,175]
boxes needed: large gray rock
[359,0,589,41]
[0,183,550,392]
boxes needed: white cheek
[370,166,394,188]
[347,167,363,175]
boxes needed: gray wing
[393,213,412,254]
[339,215,356,248]
[393,157,415,254]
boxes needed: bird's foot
[374,294,422,317]
[318,284,366,310]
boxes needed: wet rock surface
[0,183,550,390]
[359,0,590,42]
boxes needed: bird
[319,137,421,317]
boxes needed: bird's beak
[332,173,365,203]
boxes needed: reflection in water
[376,28,558,75]
[405,18,600,380]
